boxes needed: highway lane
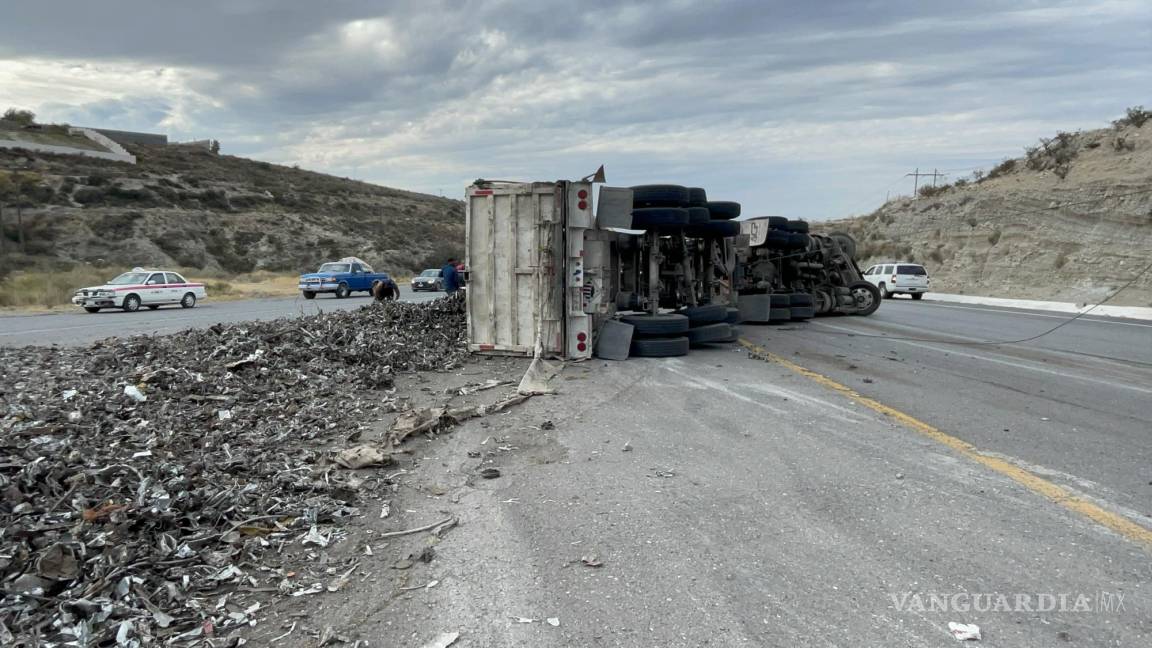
[323,341,1152,646]
[741,298,1152,524]
[0,287,444,347]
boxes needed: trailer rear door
[466,182,564,355]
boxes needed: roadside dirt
[241,355,559,646]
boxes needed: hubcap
[852,287,874,308]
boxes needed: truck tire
[763,230,791,249]
[632,207,689,229]
[789,293,814,306]
[770,294,790,307]
[678,303,728,326]
[724,307,741,324]
[770,308,792,321]
[630,336,690,357]
[122,294,141,312]
[631,184,689,208]
[790,306,815,320]
[767,216,789,229]
[706,201,741,220]
[878,282,890,299]
[335,283,350,299]
[829,231,857,258]
[303,291,316,300]
[685,220,740,238]
[784,219,810,233]
[619,313,689,336]
[786,233,810,250]
[687,323,732,346]
[687,187,708,207]
[849,281,881,316]
[724,325,741,342]
[686,207,711,224]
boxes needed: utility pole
[907,168,947,195]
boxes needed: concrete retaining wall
[0,135,137,164]
[89,127,168,147]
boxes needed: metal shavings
[0,294,468,644]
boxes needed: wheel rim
[126,297,139,311]
[182,294,195,307]
[851,287,875,309]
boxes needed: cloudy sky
[1,0,1149,219]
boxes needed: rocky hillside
[0,143,464,276]
[824,109,1152,306]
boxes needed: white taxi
[72,268,208,313]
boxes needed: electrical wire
[808,258,1152,346]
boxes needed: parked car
[298,257,397,299]
[861,262,931,299]
[411,268,444,292]
[72,268,207,313]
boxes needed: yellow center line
[739,339,1152,550]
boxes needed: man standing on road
[442,258,460,294]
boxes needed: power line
[808,258,1152,347]
[905,167,946,194]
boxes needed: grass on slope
[0,267,302,311]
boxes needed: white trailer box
[466,180,602,360]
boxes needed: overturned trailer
[464,179,877,361]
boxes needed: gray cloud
[1,0,1149,218]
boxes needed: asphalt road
[0,286,444,346]
[742,298,1152,518]
[276,298,1151,647]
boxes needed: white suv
[861,262,930,299]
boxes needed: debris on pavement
[333,444,393,469]
[0,294,470,644]
[378,516,459,539]
[949,622,982,641]
[420,631,460,648]
[479,467,502,479]
[580,555,604,567]
[622,441,633,452]
[546,617,560,627]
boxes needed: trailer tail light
[577,342,587,352]
[577,190,588,199]
[577,332,587,342]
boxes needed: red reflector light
[577,189,588,199]
[577,342,587,352]
[577,332,587,342]
[473,189,493,196]
[578,200,588,210]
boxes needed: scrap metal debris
[0,294,468,645]
[949,622,982,641]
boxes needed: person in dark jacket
[442,258,460,293]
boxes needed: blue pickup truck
[298,257,398,299]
